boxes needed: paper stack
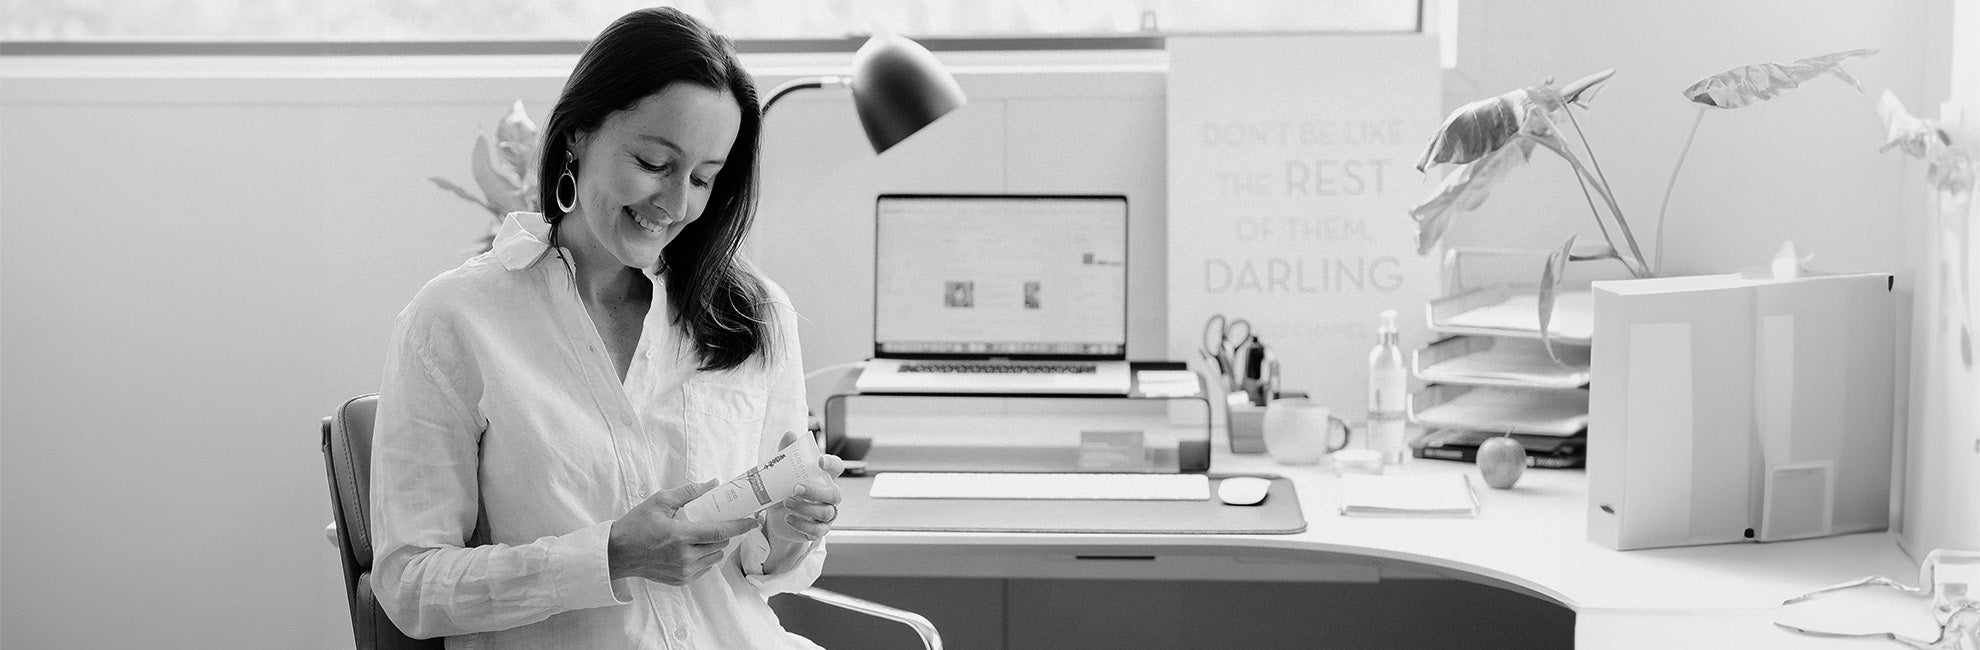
[1411,248,1593,466]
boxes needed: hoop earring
[554,152,578,214]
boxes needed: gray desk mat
[833,474,1306,535]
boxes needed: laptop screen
[873,194,1128,360]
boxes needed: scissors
[1199,314,1253,389]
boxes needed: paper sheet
[1438,293,1595,341]
[1416,338,1590,387]
[1135,370,1203,397]
[1412,386,1590,436]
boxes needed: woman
[370,8,843,647]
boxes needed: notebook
[1338,473,1480,517]
[855,195,1133,395]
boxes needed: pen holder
[1228,403,1268,454]
[1225,390,1305,454]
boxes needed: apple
[1478,435,1527,489]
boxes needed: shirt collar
[493,212,556,271]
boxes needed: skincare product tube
[681,433,823,522]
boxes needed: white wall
[749,54,1168,373]
[0,2,1946,647]
[1900,0,1980,560]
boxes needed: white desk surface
[823,435,1924,647]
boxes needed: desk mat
[833,474,1306,535]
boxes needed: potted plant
[430,100,543,253]
[1408,49,1877,357]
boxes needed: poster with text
[1167,34,1442,420]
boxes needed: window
[1,0,1418,43]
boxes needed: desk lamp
[761,32,967,153]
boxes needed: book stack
[1409,428,1585,469]
[1407,249,1593,469]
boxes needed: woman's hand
[608,480,759,585]
[765,435,846,543]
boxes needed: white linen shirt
[370,212,824,649]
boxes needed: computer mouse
[1217,476,1272,506]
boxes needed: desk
[818,437,1921,648]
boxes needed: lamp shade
[848,33,967,154]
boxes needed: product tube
[681,432,823,522]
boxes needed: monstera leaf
[1415,69,1614,172]
[1410,69,1643,276]
[1682,49,1876,109]
[1409,140,1536,254]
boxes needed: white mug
[1261,398,1352,466]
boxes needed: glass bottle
[1367,309,1409,465]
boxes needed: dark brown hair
[537,7,769,371]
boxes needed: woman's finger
[802,480,842,505]
[783,512,832,540]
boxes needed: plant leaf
[1567,239,1617,262]
[1682,49,1877,109]
[1560,68,1616,107]
[1417,93,1525,171]
[430,177,496,215]
[1409,70,1629,260]
[1537,233,1577,364]
[494,100,539,162]
[1408,141,1536,254]
[1417,69,1612,172]
[1874,90,1980,194]
[1928,155,1977,195]
[1876,89,1945,159]
[493,100,543,212]
[471,133,534,216]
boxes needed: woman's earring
[554,152,578,213]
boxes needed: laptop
[855,194,1133,395]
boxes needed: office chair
[322,393,940,650]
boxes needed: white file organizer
[1587,272,1896,550]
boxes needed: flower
[430,100,543,251]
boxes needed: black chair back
[323,394,444,649]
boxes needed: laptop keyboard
[870,472,1211,500]
[899,363,1098,374]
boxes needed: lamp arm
[762,75,849,113]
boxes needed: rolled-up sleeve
[741,291,828,597]
[369,307,629,638]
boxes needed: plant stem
[1530,136,1651,277]
[1655,106,1707,276]
[1562,147,1622,264]
[1560,107,1617,209]
[1556,108,1650,277]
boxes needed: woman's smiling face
[561,82,742,272]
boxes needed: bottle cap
[1378,309,1398,334]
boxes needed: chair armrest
[791,587,942,650]
[326,521,339,548]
